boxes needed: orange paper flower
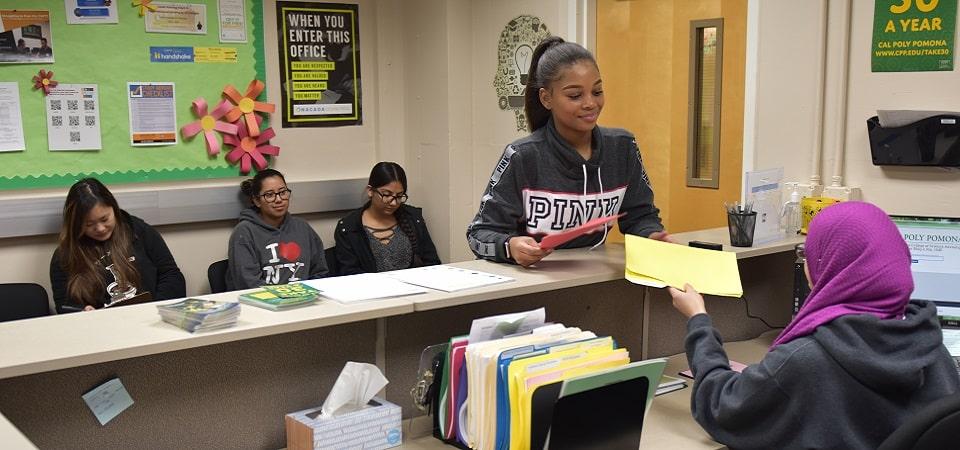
[223,80,275,138]
[223,116,279,175]
[32,70,58,95]
[132,0,157,16]
[181,98,238,156]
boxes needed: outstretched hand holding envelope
[624,234,743,298]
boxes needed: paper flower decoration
[132,0,157,16]
[180,98,238,156]
[224,116,280,175]
[223,80,275,138]
[32,70,57,95]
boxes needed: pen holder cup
[727,211,758,247]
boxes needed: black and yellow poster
[277,2,361,127]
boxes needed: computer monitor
[890,215,960,319]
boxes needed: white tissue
[320,362,389,417]
[877,110,959,128]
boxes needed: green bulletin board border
[0,0,266,191]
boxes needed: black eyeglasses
[375,190,408,204]
[259,188,292,202]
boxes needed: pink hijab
[771,201,913,348]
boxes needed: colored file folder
[624,234,744,297]
[540,359,666,450]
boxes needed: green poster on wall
[872,0,957,72]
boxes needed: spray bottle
[781,188,802,236]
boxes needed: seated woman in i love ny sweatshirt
[226,169,328,290]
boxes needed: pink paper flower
[132,0,157,17]
[180,98,238,156]
[223,79,275,138]
[32,70,57,95]
[223,116,279,175]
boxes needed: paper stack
[157,298,240,332]
[238,283,321,311]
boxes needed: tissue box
[285,397,402,450]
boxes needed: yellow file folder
[624,234,744,298]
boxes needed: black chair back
[208,259,229,293]
[878,392,960,450]
[0,283,50,322]
[324,246,339,277]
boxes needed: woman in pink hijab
[669,201,959,450]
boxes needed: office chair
[877,393,960,450]
[324,246,339,277]
[0,283,51,322]
[207,259,229,294]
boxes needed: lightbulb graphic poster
[494,15,551,132]
[276,1,361,128]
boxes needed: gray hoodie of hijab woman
[467,117,663,263]
[226,208,328,290]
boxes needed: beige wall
[752,0,960,215]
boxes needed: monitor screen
[891,216,960,317]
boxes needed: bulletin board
[0,0,266,190]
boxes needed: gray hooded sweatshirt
[467,117,663,263]
[226,208,328,290]
[685,300,959,450]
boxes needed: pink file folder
[539,213,626,250]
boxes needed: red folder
[539,213,625,250]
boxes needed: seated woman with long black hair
[50,178,185,312]
[334,162,440,275]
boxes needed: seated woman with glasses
[334,162,441,275]
[226,169,328,290]
[50,178,185,313]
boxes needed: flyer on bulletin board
[218,0,248,43]
[0,9,55,64]
[145,2,208,35]
[0,82,25,152]
[46,84,102,151]
[127,82,178,146]
[276,1,362,128]
[64,0,119,25]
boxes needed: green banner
[872,0,957,72]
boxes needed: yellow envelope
[624,234,743,297]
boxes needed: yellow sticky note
[625,234,743,297]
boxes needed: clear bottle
[781,189,802,236]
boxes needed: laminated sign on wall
[871,0,957,72]
[276,1,362,128]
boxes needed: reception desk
[0,228,801,449]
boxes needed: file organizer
[867,115,960,167]
[425,334,664,450]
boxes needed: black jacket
[685,301,959,450]
[334,205,441,275]
[50,212,186,313]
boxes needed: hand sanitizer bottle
[782,189,802,236]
